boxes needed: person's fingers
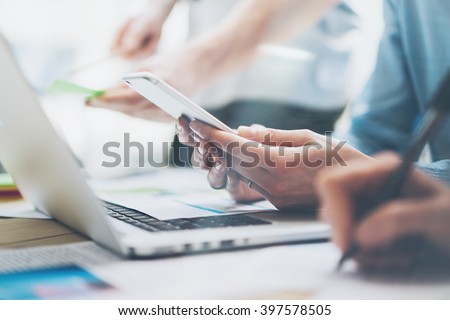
[237,125,268,141]
[203,142,223,168]
[131,34,160,60]
[355,249,416,271]
[190,146,202,169]
[191,147,203,169]
[316,170,356,251]
[315,153,400,250]
[354,233,438,271]
[355,197,444,251]
[119,21,152,59]
[176,116,195,147]
[353,160,448,251]
[189,120,270,184]
[238,125,322,147]
[85,84,123,106]
[226,170,244,198]
[112,19,133,54]
[190,120,268,166]
[89,87,144,106]
[192,141,220,170]
[207,161,228,189]
[190,121,263,157]
[234,175,273,202]
[87,87,175,121]
[226,170,265,203]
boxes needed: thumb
[237,125,319,147]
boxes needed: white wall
[0,0,187,178]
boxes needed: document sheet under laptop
[91,168,277,221]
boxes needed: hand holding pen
[318,151,450,271]
[317,71,450,271]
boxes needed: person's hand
[317,152,450,271]
[86,54,202,121]
[112,0,176,60]
[86,83,173,121]
[187,121,369,209]
[177,117,265,203]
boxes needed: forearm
[147,0,177,18]
[181,0,339,87]
[150,0,177,9]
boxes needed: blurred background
[0,0,384,178]
[0,0,188,178]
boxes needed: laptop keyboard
[101,201,271,233]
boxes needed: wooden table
[0,218,87,249]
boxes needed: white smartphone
[122,72,234,133]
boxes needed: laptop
[0,35,330,258]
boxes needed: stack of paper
[0,174,21,200]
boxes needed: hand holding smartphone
[122,72,234,133]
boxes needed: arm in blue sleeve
[346,0,420,156]
[416,160,450,186]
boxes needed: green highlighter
[49,79,105,100]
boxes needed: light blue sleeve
[346,0,420,155]
[416,161,450,186]
[345,0,450,185]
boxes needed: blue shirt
[347,0,450,184]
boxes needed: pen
[337,71,450,270]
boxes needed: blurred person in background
[178,0,450,271]
[177,0,450,206]
[88,0,364,165]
